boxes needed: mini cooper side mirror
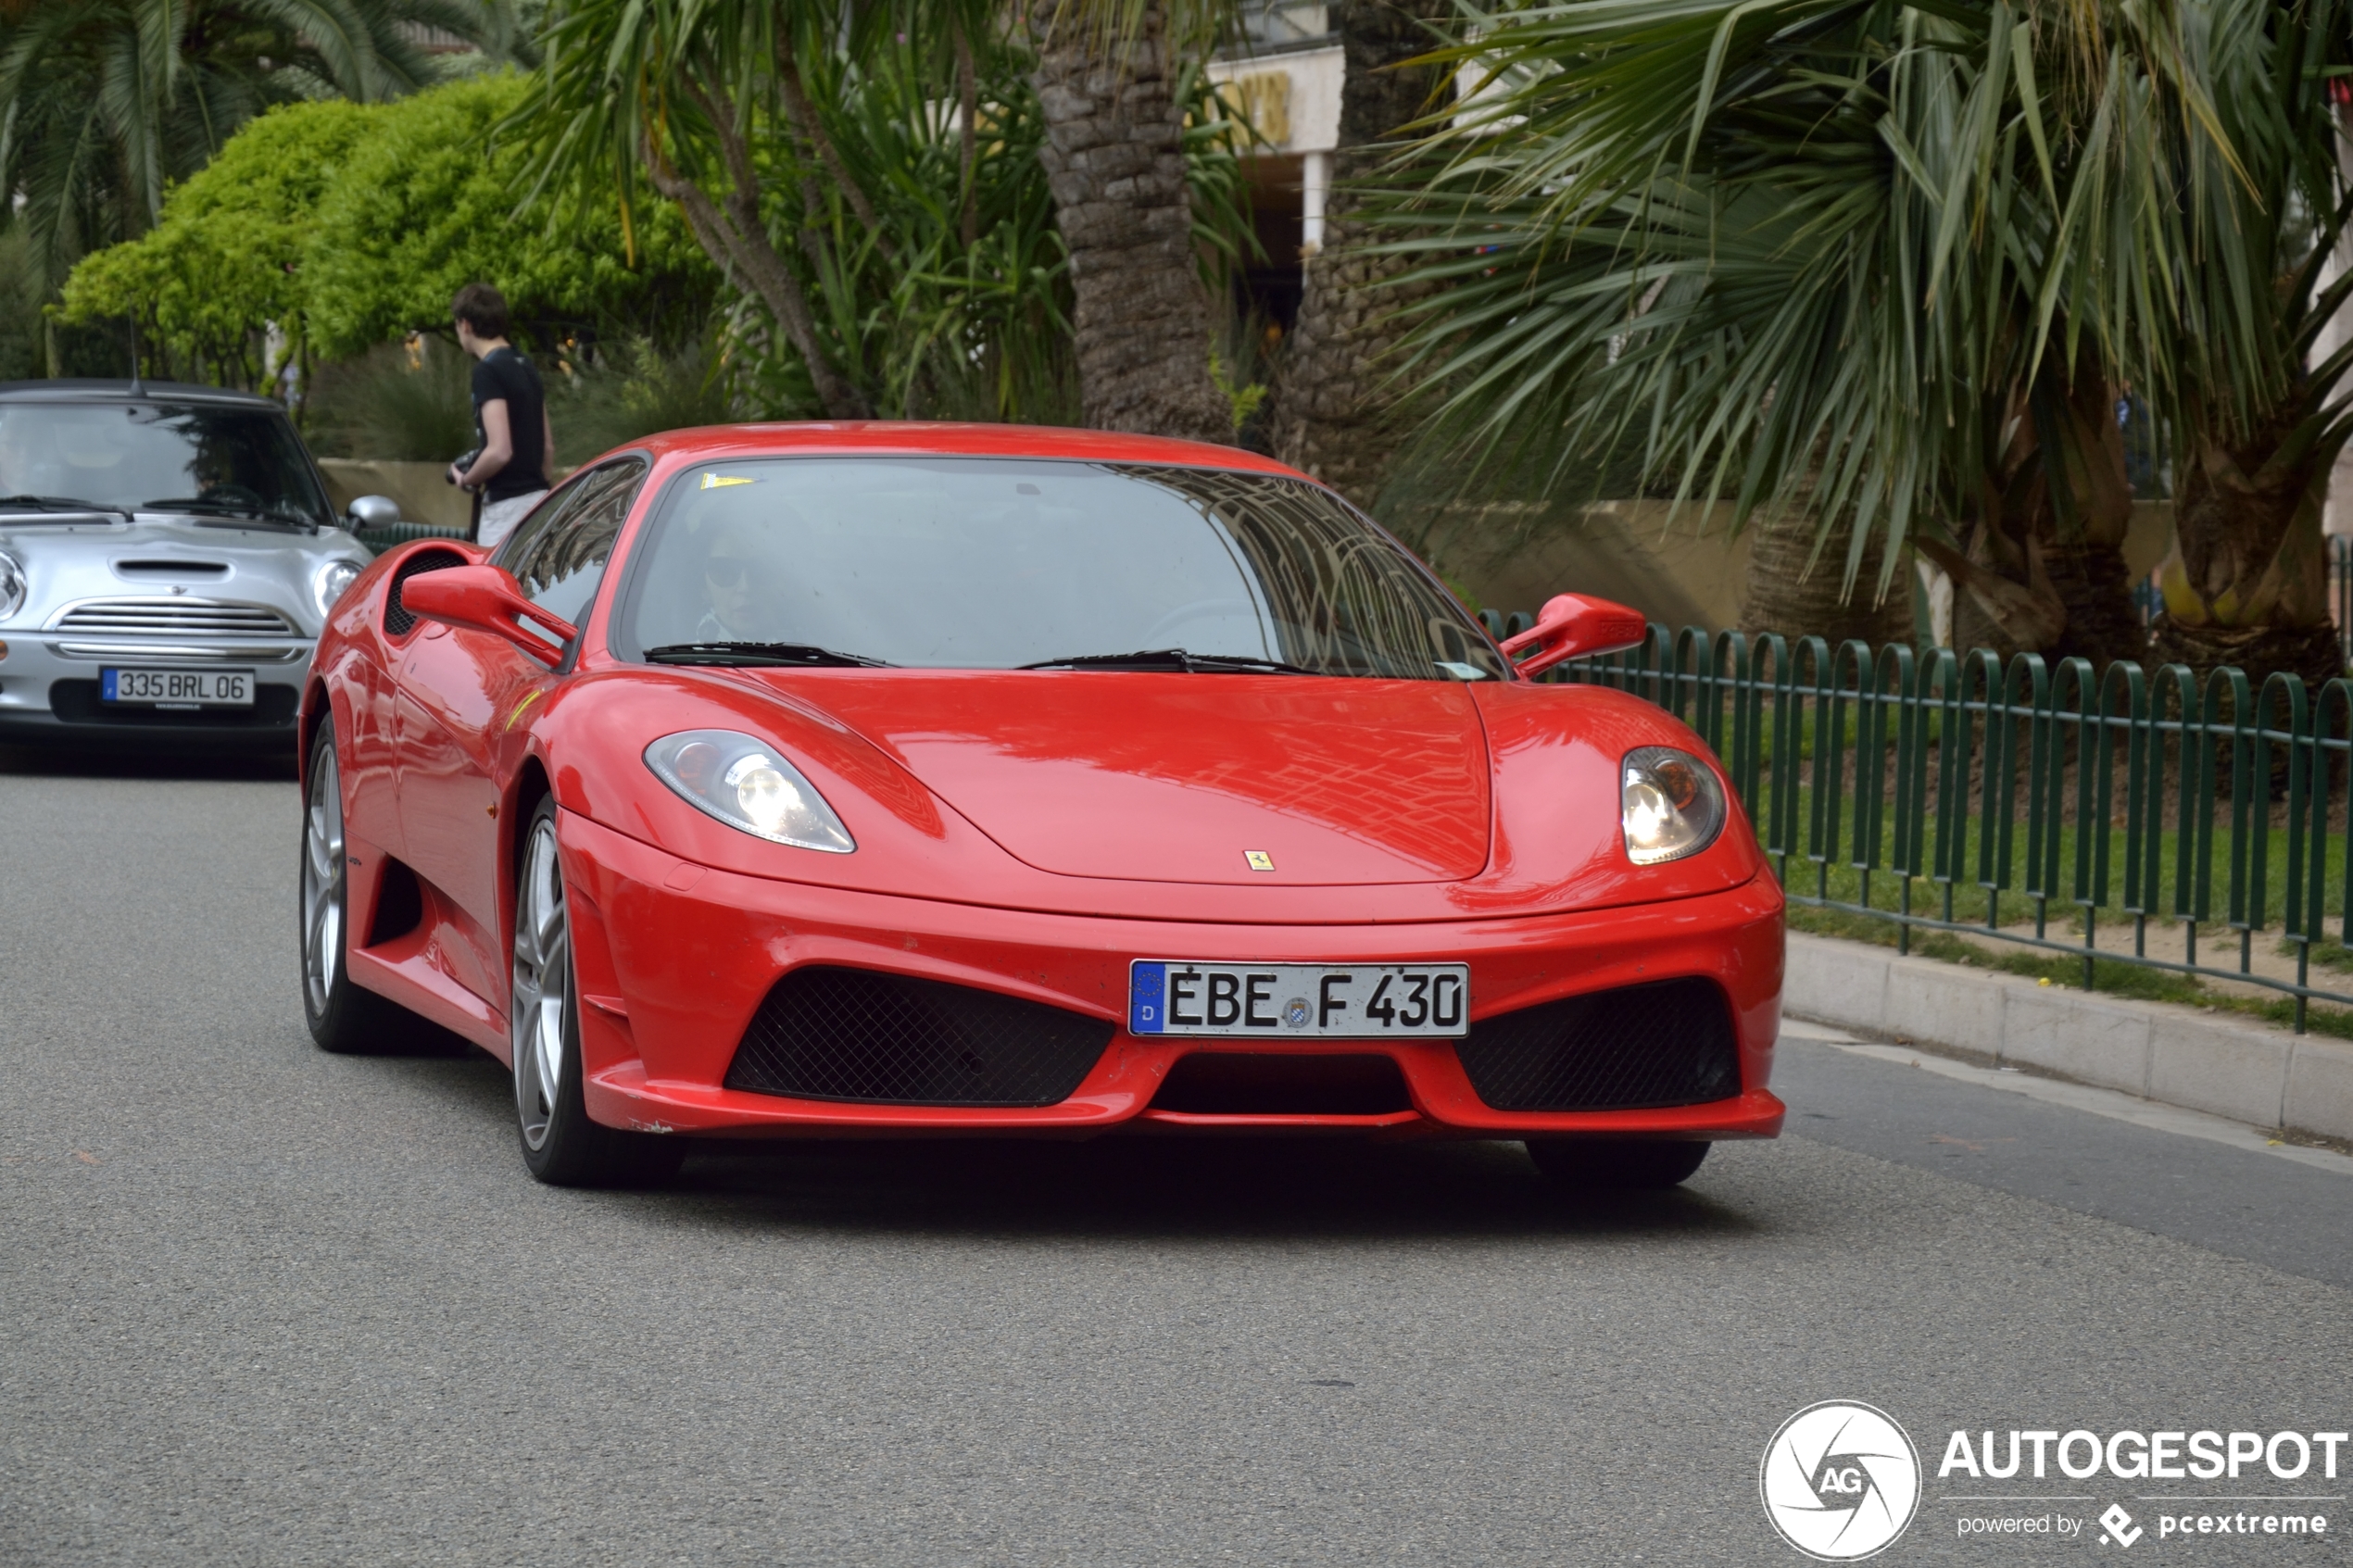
[346,495,401,529]
[399,564,578,664]
[1499,593,1649,677]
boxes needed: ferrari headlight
[1621,746,1726,865]
[314,558,362,617]
[644,729,855,853]
[0,551,24,621]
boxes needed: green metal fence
[351,521,471,555]
[1478,611,2353,1032]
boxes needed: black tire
[300,717,418,1053]
[510,796,685,1187]
[1524,1138,1710,1190]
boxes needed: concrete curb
[1783,932,2353,1143]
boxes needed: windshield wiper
[643,641,897,669]
[0,494,132,521]
[140,498,309,530]
[1018,647,1320,675]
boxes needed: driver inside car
[694,520,780,642]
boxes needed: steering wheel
[1139,597,1260,646]
[195,483,266,510]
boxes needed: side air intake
[1453,977,1741,1111]
[384,549,468,638]
[724,966,1114,1107]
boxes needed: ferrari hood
[777,672,1492,885]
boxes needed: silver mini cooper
[0,380,380,751]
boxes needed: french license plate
[1128,960,1469,1038]
[101,668,254,707]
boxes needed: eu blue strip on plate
[1128,961,1165,1035]
[101,670,118,702]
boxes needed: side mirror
[398,564,578,665]
[1498,593,1648,678]
[346,495,401,528]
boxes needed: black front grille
[48,681,298,729]
[1454,977,1741,1111]
[1150,1053,1412,1116]
[384,548,468,638]
[725,966,1114,1106]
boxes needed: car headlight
[1622,746,1726,865]
[314,558,362,617]
[0,551,24,621]
[643,730,856,853]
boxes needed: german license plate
[101,668,254,707]
[1128,961,1469,1038]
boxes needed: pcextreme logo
[1760,1400,1924,1561]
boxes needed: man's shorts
[478,489,549,550]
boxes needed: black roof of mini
[0,379,285,408]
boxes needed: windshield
[0,401,332,526]
[616,458,1507,680]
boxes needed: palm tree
[0,0,516,300]
[1026,0,1232,440]
[1265,0,1454,507]
[520,0,876,419]
[1375,0,2314,671]
[2141,0,2353,689]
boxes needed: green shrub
[304,339,476,461]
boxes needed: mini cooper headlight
[644,730,855,853]
[314,558,362,617]
[0,551,24,621]
[1621,746,1726,865]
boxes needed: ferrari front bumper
[557,808,1787,1142]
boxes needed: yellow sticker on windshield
[700,473,757,489]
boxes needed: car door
[393,459,648,1007]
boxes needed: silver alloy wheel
[301,746,345,1017]
[511,818,569,1152]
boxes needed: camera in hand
[447,447,481,487]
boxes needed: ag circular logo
[1759,1400,1921,1561]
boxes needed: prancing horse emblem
[1244,850,1276,872]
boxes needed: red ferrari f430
[298,425,1783,1186]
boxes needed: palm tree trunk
[1738,508,1916,650]
[1029,3,1231,442]
[1267,0,1452,508]
[2149,410,2342,690]
[1921,348,2145,669]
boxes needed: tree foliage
[1377,0,2353,670]
[0,0,522,297]
[512,0,1258,423]
[57,76,715,388]
[302,73,712,359]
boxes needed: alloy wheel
[301,747,346,1018]
[511,819,569,1152]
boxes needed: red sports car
[297,424,1783,1187]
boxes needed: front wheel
[301,718,414,1053]
[1524,1138,1709,1190]
[510,797,683,1187]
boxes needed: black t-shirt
[471,346,548,502]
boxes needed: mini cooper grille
[1454,978,1741,1111]
[384,549,468,637]
[725,966,1114,1106]
[53,597,297,636]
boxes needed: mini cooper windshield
[0,401,333,527]
[621,458,1508,680]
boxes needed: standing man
[447,283,554,549]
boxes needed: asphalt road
[4,749,2350,1566]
